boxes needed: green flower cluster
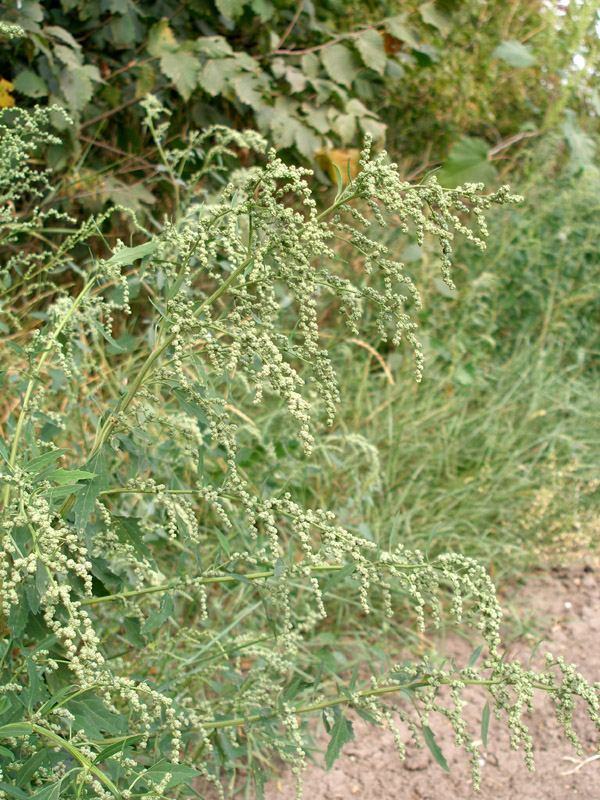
[0,100,597,800]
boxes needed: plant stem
[2,278,96,507]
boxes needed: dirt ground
[261,563,600,800]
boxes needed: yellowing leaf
[0,78,15,108]
[316,148,360,184]
[147,19,178,57]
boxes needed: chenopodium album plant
[1,92,599,800]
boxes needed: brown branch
[488,130,539,157]
[80,96,143,130]
[271,0,305,54]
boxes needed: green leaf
[250,0,274,22]
[45,25,80,49]
[419,2,452,38]
[294,123,321,157]
[40,483,85,501]
[16,749,48,787]
[216,529,231,556]
[46,468,98,485]
[13,71,48,98]
[0,724,32,737]
[30,783,61,800]
[301,52,320,79]
[195,36,233,58]
[437,137,497,188]
[61,66,100,112]
[234,73,265,110]
[90,317,127,352]
[143,760,201,790]
[355,30,387,75]
[67,695,126,740]
[24,449,69,473]
[563,110,597,173]
[121,616,145,649]
[385,16,420,49]
[491,40,537,68]
[54,45,83,69]
[199,58,240,96]
[320,44,360,88]
[73,449,108,532]
[313,660,324,691]
[215,0,246,19]
[0,783,29,799]
[160,50,201,100]
[302,102,329,134]
[467,644,484,668]
[481,700,490,748]
[422,724,450,772]
[332,112,356,144]
[325,710,354,770]
[0,746,14,760]
[106,241,157,267]
[115,516,152,559]
[322,563,355,594]
[19,1,43,22]
[141,593,174,634]
[93,734,144,764]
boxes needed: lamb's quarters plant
[1,95,599,800]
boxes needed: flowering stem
[0,723,120,798]
[194,674,555,732]
[2,278,96,508]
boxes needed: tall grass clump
[1,89,599,800]
[308,145,599,592]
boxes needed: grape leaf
[215,0,246,19]
[437,136,497,188]
[13,71,48,98]
[160,50,201,100]
[419,2,452,38]
[321,44,360,88]
[355,30,387,75]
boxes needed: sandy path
[262,564,600,800]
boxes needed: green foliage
[309,141,600,597]
[0,99,599,800]
[2,0,596,196]
[1,0,454,165]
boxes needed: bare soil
[262,563,600,800]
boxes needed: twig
[81,96,143,130]
[488,130,539,157]
[560,754,600,775]
[272,0,305,54]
